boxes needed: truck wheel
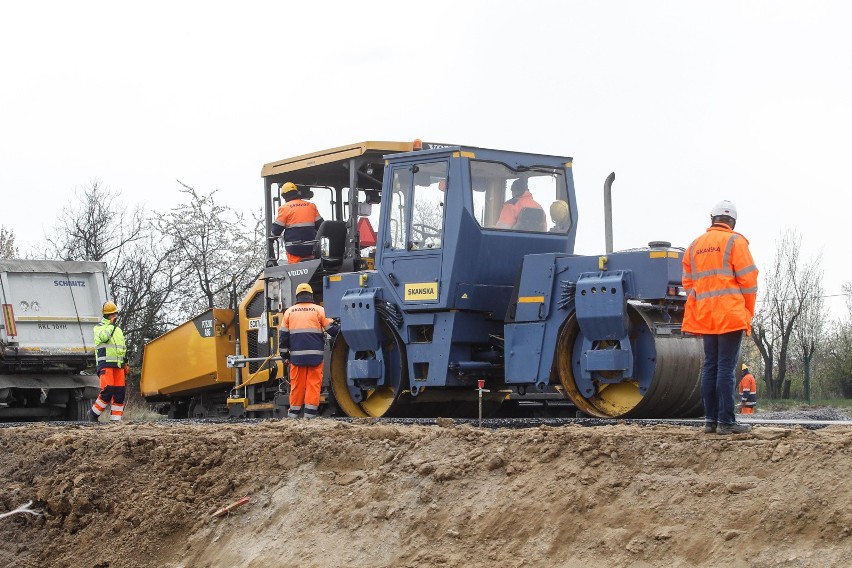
[67,397,94,421]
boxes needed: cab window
[470,161,571,234]
[389,161,448,250]
[389,169,412,250]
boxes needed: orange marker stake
[212,497,250,518]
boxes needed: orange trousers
[288,363,322,413]
[92,367,126,421]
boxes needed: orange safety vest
[496,191,545,230]
[272,199,323,258]
[739,372,757,408]
[682,224,758,335]
[279,302,337,367]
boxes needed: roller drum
[557,304,703,418]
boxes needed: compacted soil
[0,419,850,568]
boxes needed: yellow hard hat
[281,182,299,195]
[550,200,569,223]
[295,283,313,296]
[741,363,748,371]
[102,301,119,316]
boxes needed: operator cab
[374,145,577,314]
[260,141,437,310]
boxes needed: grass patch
[123,388,165,421]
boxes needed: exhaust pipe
[604,172,615,254]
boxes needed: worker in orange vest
[279,283,338,418]
[739,364,757,414]
[495,178,546,231]
[682,200,758,435]
[271,182,324,264]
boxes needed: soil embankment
[1,420,850,568]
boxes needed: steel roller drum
[557,303,703,418]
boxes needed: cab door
[379,160,448,308]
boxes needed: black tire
[66,397,94,421]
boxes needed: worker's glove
[280,349,290,362]
[123,363,131,374]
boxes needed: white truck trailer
[0,259,109,420]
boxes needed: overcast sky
[2,1,850,313]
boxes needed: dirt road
[1,420,850,568]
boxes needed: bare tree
[156,182,265,319]
[0,225,18,259]
[44,182,178,373]
[792,260,825,402]
[820,284,852,398]
[751,230,821,398]
[46,181,146,270]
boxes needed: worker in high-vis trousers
[89,301,128,422]
[682,200,758,435]
[270,181,324,264]
[739,364,757,414]
[279,283,338,418]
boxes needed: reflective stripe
[693,287,754,300]
[290,349,324,357]
[723,233,737,266]
[692,267,735,279]
[734,264,758,278]
[289,328,321,334]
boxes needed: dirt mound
[1,420,850,568]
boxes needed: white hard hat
[710,200,737,220]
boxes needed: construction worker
[739,363,757,414]
[495,178,546,231]
[271,182,324,264]
[682,200,758,435]
[279,283,338,418]
[89,301,128,422]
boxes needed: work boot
[716,422,752,434]
[88,411,100,423]
[703,422,717,434]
